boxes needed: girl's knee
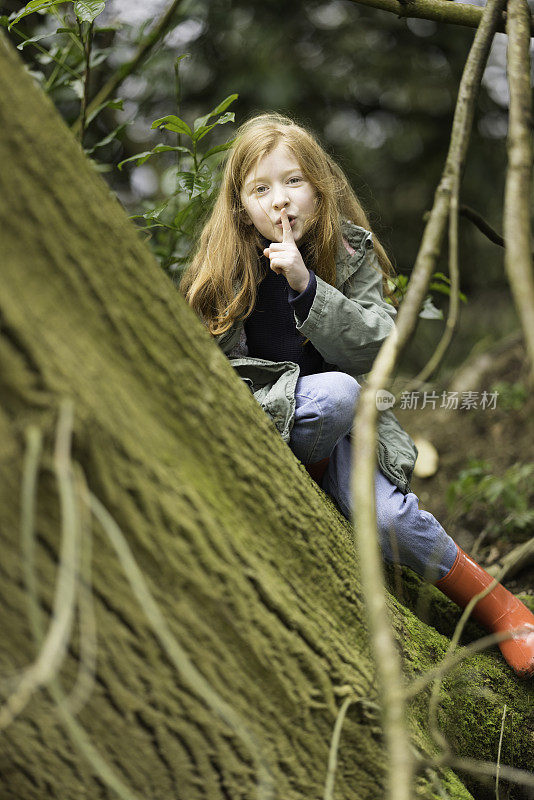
[296,372,360,429]
[325,372,361,427]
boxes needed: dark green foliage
[447,459,534,543]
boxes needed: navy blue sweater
[244,241,325,376]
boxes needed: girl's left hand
[263,208,310,294]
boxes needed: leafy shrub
[446,458,534,543]
[118,90,238,275]
[488,380,528,412]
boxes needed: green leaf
[200,138,237,163]
[9,0,62,29]
[193,94,238,133]
[74,1,106,22]
[118,144,191,171]
[0,16,10,27]
[151,115,192,137]
[89,50,108,69]
[429,283,467,303]
[16,30,56,49]
[210,93,238,117]
[176,169,212,198]
[431,272,451,284]
[84,123,127,154]
[86,98,123,127]
[142,199,172,220]
[194,111,235,143]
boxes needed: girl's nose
[272,189,289,210]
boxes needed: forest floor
[394,328,534,596]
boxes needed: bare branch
[458,204,506,247]
[438,755,534,788]
[406,155,462,390]
[486,536,534,579]
[504,0,534,387]
[323,693,355,800]
[495,703,507,800]
[60,465,97,717]
[349,0,533,35]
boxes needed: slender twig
[350,0,506,796]
[405,627,531,699]
[495,704,507,800]
[424,754,534,789]
[72,0,185,135]
[458,205,505,247]
[61,464,97,716]
[504,0,534,387]
[407,156,462,390]
[486,535,534,579]
[20,425,44,644]
[456,206,534,261]
[323,695,354,800]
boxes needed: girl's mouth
[275,216,296,227]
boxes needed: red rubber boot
[435,547,534,678]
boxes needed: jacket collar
[335,219,372,287]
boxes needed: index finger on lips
[281,208,294,244]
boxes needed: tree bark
[0,32,532,800]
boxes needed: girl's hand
[263,208,310,293]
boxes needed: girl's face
[240,143,317,244]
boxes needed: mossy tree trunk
[0,33,531,800]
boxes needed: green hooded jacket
[215,219,418,494]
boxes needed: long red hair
[180,113,398,336]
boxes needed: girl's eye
[288,176,303,184]
[255,186,267,194]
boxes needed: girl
[180,112,534,678]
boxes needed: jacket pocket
[376,409,418,493]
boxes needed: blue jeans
[288,372,458,580]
